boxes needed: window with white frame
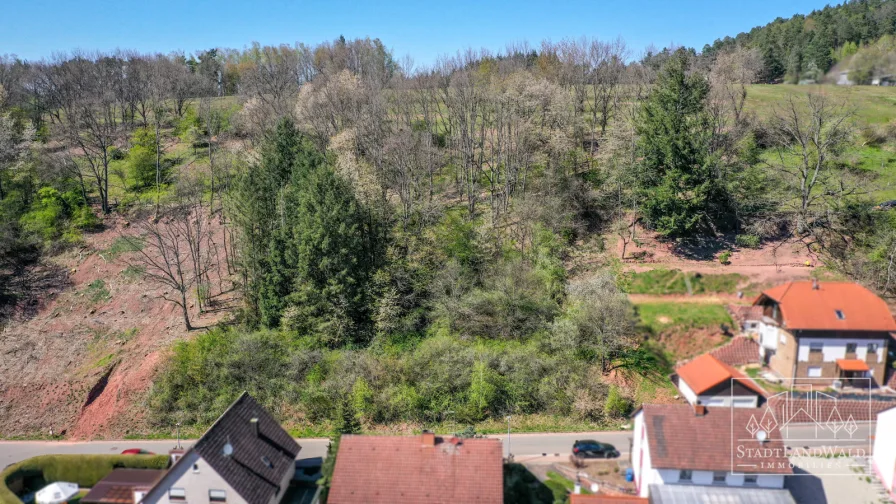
[868,343,880,354]
[209,489,227,502]
[809,341,823,353]
[744,474,758,485]
[712,471,727,484]
[192,463,200,473]
[846,343,857,354]
[679,469,692,482]
[168,488,186,501]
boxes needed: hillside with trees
[700,0,896,83]
[1,20,895,437]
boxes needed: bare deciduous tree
[771,93,855,231]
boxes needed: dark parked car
[572,439,619,459]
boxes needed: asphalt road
[0,422,875,468]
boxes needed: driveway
[787,455,885,504]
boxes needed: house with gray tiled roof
[141,392,301,504]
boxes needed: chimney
[421,430,436,448]
[812,279,820,290]
[694,405,707,417]
[250,418,259,438]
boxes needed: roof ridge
[193,391,250,449]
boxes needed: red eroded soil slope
[0,214,235,439]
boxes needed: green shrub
[175,105,203,139]
[735,234,760,249]
[108,146,126,161]
[604,386,632,418]
[129,128,162,190]
[19,187,65,242]
[71,206,101,230]
[1,454,168,503]
[18,188,96,247]
[719,251,732,264]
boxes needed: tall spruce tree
[231,118,384,343]
[636,49,732,238]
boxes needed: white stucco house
[141,392,301,504]
[674,353,766,408]
[631,404,791,498]
[873,406,896,502]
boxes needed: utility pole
[175,422,182,449]
[505,415,512,460]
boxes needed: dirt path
[628,293,742,304]
[611,224,820,287]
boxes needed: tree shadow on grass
[668,235,735,261]
[504,463,555,504]
[786,467,827,504]
[0,260,70,325]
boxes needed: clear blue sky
[2,0,830,65]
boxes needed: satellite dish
[756,430,768,443]
[222,442,233,457]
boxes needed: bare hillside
[0,214,234,439]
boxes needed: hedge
[1,454,169,504]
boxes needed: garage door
[703,398,726,407]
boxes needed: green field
[627,269,746,295]
[635,302,733,334]
[745,84,896,125]
[747,85,896,201]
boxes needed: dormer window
[835,310,845,320]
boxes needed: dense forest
[1,4,896,434]
[701,0,896,83]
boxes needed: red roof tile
[639,404,792,474]
[676,353,766,396]
[836,359,870,372]
[329,434,503,504]
[756,282,896,331]
[710,336,760,366]
[765,396,895,422]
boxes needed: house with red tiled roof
[673,353,766,408]
[752,281,896,386]
[328,433,503,504]
[631,405,791,499]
